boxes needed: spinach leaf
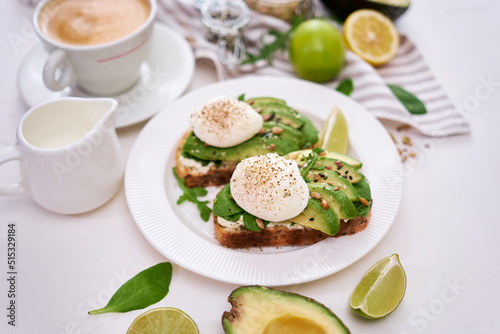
[353,178,371,200]
[336,78,354,96]
[173,168,212,222]
[388,84,427,115]
[88,262,172,315]
[243,212,262,231]
[353,201,372,218]
[213,184,244,218]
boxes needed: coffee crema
[38,0,150,46]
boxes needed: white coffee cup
[33,0,157,96]
[0,98,124,214]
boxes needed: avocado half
[222,286,350,334]
[321,0,410,21]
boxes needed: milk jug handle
[0,146,27,196]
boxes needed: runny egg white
[230,153,309,222]
[189,96,263,148]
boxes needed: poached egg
[189,97,263,148]
[230,153,309,222]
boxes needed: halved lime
[318,106,349,154]
[349,254,406,319]
[127,307,199,334]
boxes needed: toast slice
[176,130,238,188]
[213,211,371,249]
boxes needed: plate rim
[125,76,403,286]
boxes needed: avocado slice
[286,149,362,168]
[305,170,360,202]
[260,110,305,129]
[182,122,305,162]
[309,157,364,183]
[222,286,350,334]
[252,102,319,147]
[307,183,357,220]
[245,97,287,106]
[286,198,339,236]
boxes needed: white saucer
[17,23,195,128]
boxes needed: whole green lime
[289,19,345,83]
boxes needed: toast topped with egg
[176,96,319,188]
[212,150,372,248]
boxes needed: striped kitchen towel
[160,0,471,136]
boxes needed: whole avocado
[321,0,410,21]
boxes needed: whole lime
[289,19,345,83]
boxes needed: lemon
[350,254,407,319]
[126,307,199,334]
[343,9,400,66]
[318,106,349,154]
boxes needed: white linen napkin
[156,0,470,137]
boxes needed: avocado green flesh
[246,97,286,105]
[261,110,304,129]
[306,170,360,202]
[286,149,362,168]
[223,286,350,334]
[182,122,304,162]
[309,158,364,183]
[286,198,339,236]
[251,102,318,146]
[307,183,357,220]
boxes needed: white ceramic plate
[125,76,403,286]
[17,23,194,128]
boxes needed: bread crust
[213,210,371,248]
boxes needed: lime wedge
[318,106,349,154]
[349,254,406,319]
[127,307,199,334]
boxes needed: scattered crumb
[402,136,413,146]
[401,155,408,163]
[397,124,411,131]
[409,152,416,158]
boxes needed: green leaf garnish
[243,212,262,231]
[88,262,172,315]
[242,15,304,65]
[388,84,427,115]
[300,147,324,178]
[237,93,245,101]
[213,184,243,218]
[173,167,212,222]
[336,78,354,96]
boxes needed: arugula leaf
[88,262,172,314]
[388,84,427,115]
[242,15,304,65]
[300,147,324,178]
[336,78,354,96]
[173,168,212,222]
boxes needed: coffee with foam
[38,0,150,46]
